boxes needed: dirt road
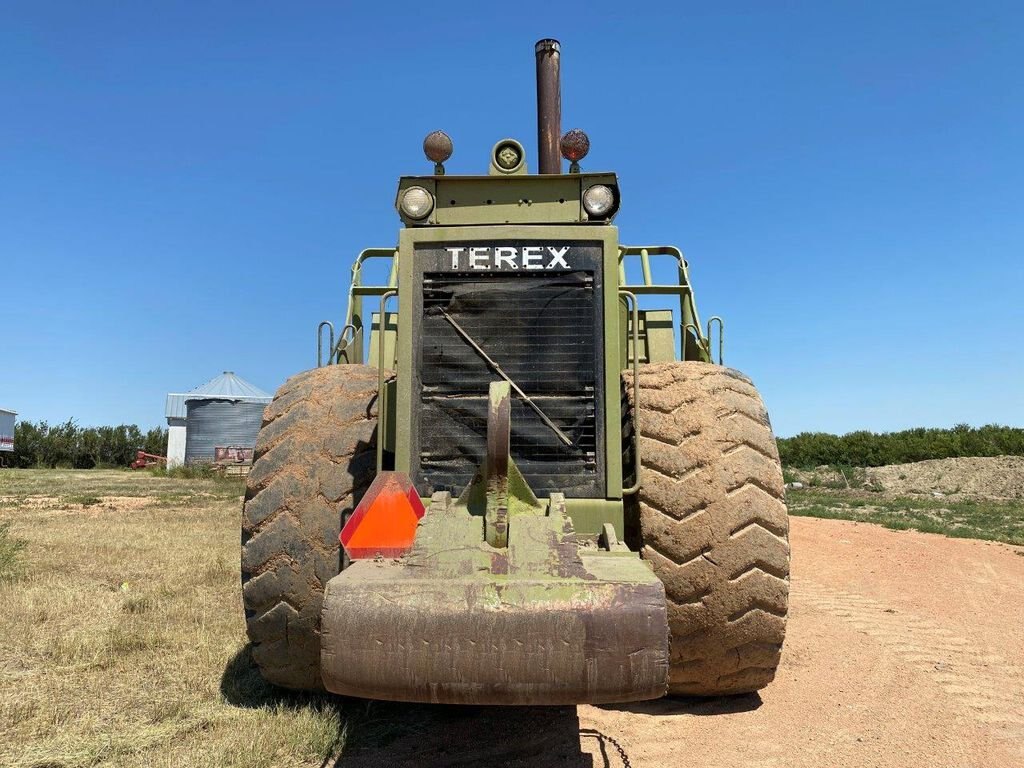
[339,517,1024,767]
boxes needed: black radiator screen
[412,243,604,497]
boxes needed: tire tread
[625,361,790,696]
[241,364,381,691]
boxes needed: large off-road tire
[624,361,790,696]
[241,364,381,691]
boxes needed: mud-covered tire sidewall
[240,365,381,691]
[625,361,791,696]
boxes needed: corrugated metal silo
[180,371,272,465]
[184,399,268,463]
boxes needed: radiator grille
[417,271,599,496]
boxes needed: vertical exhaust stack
[535,38,562,175]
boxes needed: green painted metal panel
[368,310,398,370]
[640,310,676,363]
[395,224,624,503]
[331,192,721,537]
[563,498,625,539]
[395,173,619,227]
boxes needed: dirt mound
[865,456,1024,499]
[790,456,1024,500]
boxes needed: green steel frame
[317,169,722,536]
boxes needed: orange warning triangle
[340,472,425,559]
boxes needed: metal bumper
[320,493,669,705]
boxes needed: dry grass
[0,521,27,582]
[0,469,611,768]
[0,469,351,768]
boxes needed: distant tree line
[8,419,1022,471]
[7,420,167,469]
[777,423,1024,468]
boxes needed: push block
[320,492,669,705]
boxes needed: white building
[0,408,15,457]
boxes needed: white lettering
[469,247,490,270]
[444,245,574,270]
[494,246,517,269]
[447,247,464,269]
[522,246,543,269]
[546,246,570,269]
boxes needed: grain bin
[170,372,271,465]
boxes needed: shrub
[778,423,1024,468]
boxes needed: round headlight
[582,184,615,218]
[400,186,434,220]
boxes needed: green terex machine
[240,39,789,705]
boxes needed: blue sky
[2,1,1021,437]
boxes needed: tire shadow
[220,644,607,767]
[334,703,597,768]
[598,692,762,717]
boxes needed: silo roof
[187,371,272,401]
[166,371,273,419]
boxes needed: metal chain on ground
[580,728,632,768]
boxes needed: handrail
[317,321,334,368]
[707,316,724,366]
[313,248,397,369]
[334,324,357,363]
[683,323,712,366]
[620,289,641,495]
[317,322,357,367]
[618,244,724,365]
[376,290,397,473]
[618,244,688,271]
[345,248,398,328]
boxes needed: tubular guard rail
[317,248,398,367]
[617,245,723,365]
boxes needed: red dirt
[338,517,1024,767]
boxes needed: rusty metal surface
[320,491,669,705]
[214,446,253,464]
[485,381,511,547]
[486,381,511,484]
[535,38,561,175]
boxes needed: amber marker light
[560,128,590,173]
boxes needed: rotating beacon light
[423,130,453,175]
[559,128,590,173]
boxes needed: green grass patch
[62,494,102,506]
[788,488,1024,545]
[0,522,27,582]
